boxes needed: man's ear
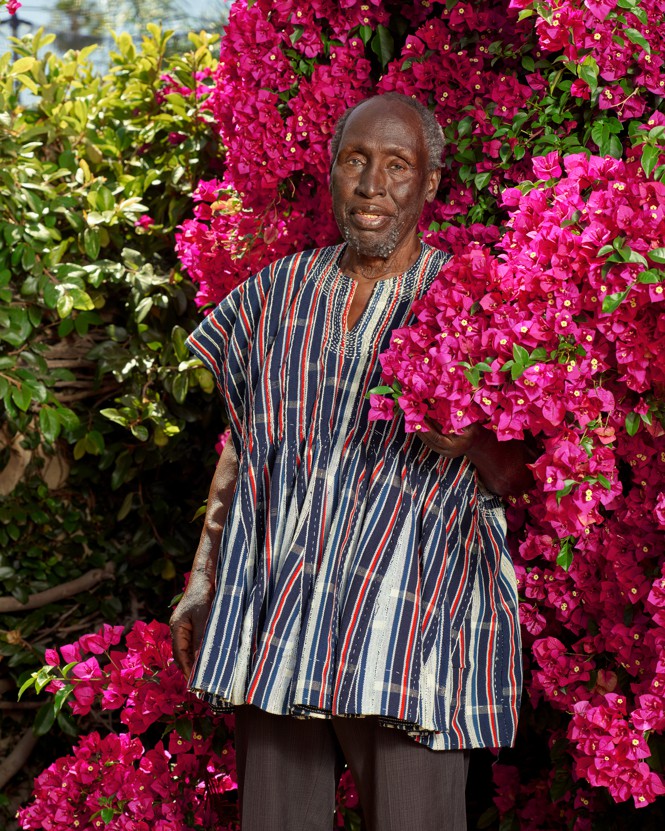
[425,168,441,203]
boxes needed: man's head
[330,93,445,172]
[329,94,443,263]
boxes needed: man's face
[330,98,440,262]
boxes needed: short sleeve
[186,268,270,457]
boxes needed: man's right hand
[170,579,215,680]
[170,438,239,681]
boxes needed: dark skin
[171,438,238,679]
[170,96,534,677]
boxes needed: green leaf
[477,806,500,830]
[368,385,397,396]
[130,424,149,442]
[192,503,207,521]
[172,372,189,404]
[637,268,663,284]
[171,325,190,361]
[56,293,74,319]
[52,685,72,717]
[135,297,153,322]
[596,473,612,490]
[606,134,622,159]
[289,25,304,45]
[34,666,54,694]
[624,27,651,54]
[175,716,193,741]
[195,367,215,394]
[10,56,36,75]
[84,228,101,260]
[578,57,598,91]
[117,492,134,521]
[620,247,648,266]
[17,673,37,700]
[96,186,115,212]
[474,172,492,190]
[648,247,665,264]
[591,119,608,149]
[0,308,33,347]
[33,700,56,736]
[12,384,33,412]
[512,343,530,365]
[70,288,95,311]
[56,707,79,736]
[555,481,576,503]
[456,117,473,139]
[56,407,80,431]
[100,808,114,824]
[464,368,481,387]
[370,25,394,68]
[61,661,79,679]
[602,289,630,313]
[591,117,622,157]
[39,407,61,443]
[101,408,129,427]
[358,25,372,45]
[625,411,640,436]
[556,538,574,571]
[642,144,660,178]
[84,430,105,455]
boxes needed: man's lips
[349,208,393,229]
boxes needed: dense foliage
[5,0,665,829]
[0,23,225,826]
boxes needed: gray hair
[329,93,445,172]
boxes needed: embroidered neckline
[314,243,449,355]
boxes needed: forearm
[188,438,239,586]
[465,429,535,497]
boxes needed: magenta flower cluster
[372,147,665,809]
[513,0,665,118]
[18,622,240,831]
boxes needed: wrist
[186,568,216,594]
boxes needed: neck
[339,235,422,283]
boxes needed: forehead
[338,98,425,155]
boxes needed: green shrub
[0,25,222,693]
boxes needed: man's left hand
[416,418,535,496]
[417,419,484,458]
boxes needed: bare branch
[0,564,115,613]
[0,729,38,791]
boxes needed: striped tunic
[186,243,522,750]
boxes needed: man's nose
[356,161,386,197]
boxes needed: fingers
[171,617,194,679]
[417,424,469,458]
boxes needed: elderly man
[171,93,531,831]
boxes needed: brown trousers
[234,706,469,831]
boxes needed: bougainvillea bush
[16,620,360,831]
[12,0,665,828]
